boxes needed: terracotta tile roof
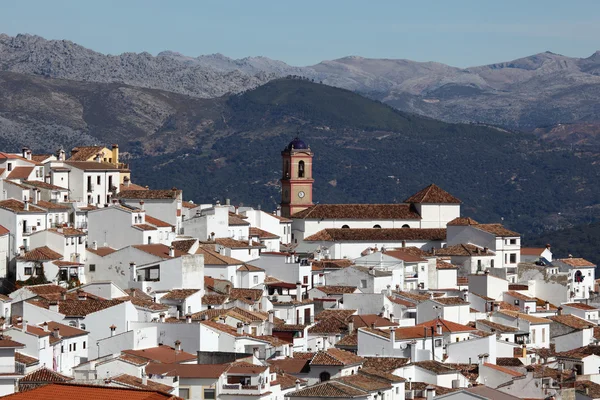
[63,161,120,171]
[447,217,479,226]
[362,357,410,372]
[508,284,528,290]
[0,337,24,348]
[433,297,469,306]
[200,320,242,336]
[171,239,197,254]
[160,289,200,301]
[457,277,468,285]
[19,246,62,261]
[520,247,546,256]
[20,284,65,296]
[48,227,86,236]
[45,321,87,338]
[362,326,442,341]
[436,259,458,269]
[393,291,430,302]
[498,301,520,312]
[86,247,117,256]
[0,225,9,236]
[116,353,149,366]
[405,184,461,204]
[111,374,173,393]
[195,247,242,265]
[411,360,460,374]
[53,261,83,267]
[384,249,427,263]
[68,146,105,161]
[352,315,398,329]
[201,294,228,305]
[133,244,184,259]
[268,358,311,374]
[249,227,279,239]
[555,345,600,360]
[20,366,73,384]
[134,224,158,231]
[227,361,268,374]
[434,244,494,257]
[237,264,264,272]
[230,288,263,302]
[182,201,197,209]
[7,166,34,180]
[387,296,416,307]
[229,214,250,226]
[145,215,173,228]
[272,324,308,332]
[575,380,600,398]
[316,309,357,321]
[497,310,551,325]
[214,237,265,249]
[123,345,196,364]
[559,257,596,267]
[305,228,446,242]
[145,361,229,379]
[308,317,349,335]
[416,318,476,333]
[358,368,405,383]
[116,189,181,200]
[311,259,354,269]
[36,201,71,210]
[272,372,307,390]
[474,223,520,237]
[28,298,125,317]
[11,383,178,400]
[404,382,457,396]
[477,319,519,333]
[353,266,393,277]
[272,214,292,223]
[15,352,38,366]
[291,204,422,220]
[22,180,67,190]
[505,290,536,302]
[314,286,358,295]
[337,374,392,391]
[286,381,367,398]
[127,296,169,311]
[120,182,149,191]
[550,314,595,330]
[483,362,524,377]
[335,333,358,348]
[563,302,598,310]
[496,358,524,367]
[30,154,53,162]
[0,199,45,213]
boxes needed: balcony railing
[22,226,37,235]
[221,384,266,395]
[87,184,94,192]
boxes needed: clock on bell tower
[280,137,314,218]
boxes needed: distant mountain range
[3,33,600,138]
[0,70,598,238]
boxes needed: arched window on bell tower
[298,160,305,178]
[284,160,290,178]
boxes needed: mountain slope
[4,34,600,134]
[1,71,598,236]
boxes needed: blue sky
[2,0,599,67]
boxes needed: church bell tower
[280,137,314,218]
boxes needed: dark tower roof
[285,137,308,151]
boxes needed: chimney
[557,306,563,316]
[22,147,29,159]
[425,386,436,400]
[545,301,550,311]
[295,379,301,391]
[493,303,500,312]
[41,322,49,332]
[124,176,131,187]
[139,200,145,211]
[546,244,551,249]
[49,301,59,313]
[462,289,469,302]
[268,310,274,324]
[19,246,25,257]
[236,322,244,335]
[109,325,116,336]
[437,321,443,335]
[92,241,98,250]
[169,247,175,257]
[159,313,166,323]
[402,240,406,248]
[52,327,61,339]
[483,247,488,253]
[175,340,181,351]
[386,285,392,296]
[348,320,354,333]
[23,200,29,211]
[389,327,395,343]
[32,190,38,205]
[111,144,119,165]
[185,314,192,324]
[130,262,137,282]
[95,153,102,163]
[77,289,87,301]
[57,148,66,161]
[142,372,148,386]
[296,281,303,302]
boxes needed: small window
[97,176,101,185]
[203,388,215,399]
[373,224,381,229]
[89,264,96,272]
[7,163,12,172]
[514,299,520,305]
[24,267,32,275]
[510,253,517,264]
[73,343,77,351]
[61,345,64,354]
[510,239,517,245]
[341,225,350,229]
[69,321,76,327]
[491,260,495,268]
[360,279,367,289]
[253,276,258,284]
[319,371,331,382]
[435,339,442,347]
[298,160,305,178]
[402,224,410,228]
[81,324,86,330]
[303,276,309,284]
[179,388,190,399]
